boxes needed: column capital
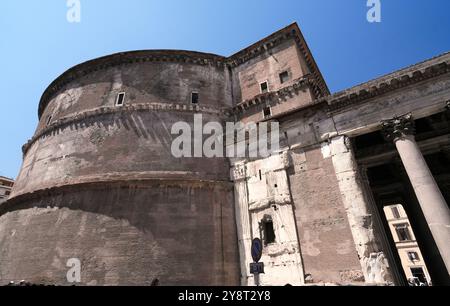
[381,114,415,142]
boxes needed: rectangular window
[191,92,199,104]
[391,206,401,219]
[279,71,289,84]
[262,219,276,245]
[5,191,10,196]
[260,81,269,93]
[410,267,428,284]
[263,106,272,118]
[408,251,419,261]
[395,224,412,241]
[116,92,125,106]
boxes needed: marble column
[382,114,450,276]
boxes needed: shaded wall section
[288,146,363,283]
[0,182,239,285]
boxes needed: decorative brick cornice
[0,174,233,216]
[381,114,416,142]
[23,102,229,156]
[38,50,228,118]
[230,74,318,114]
[38,23,330,120]
[228,23,329,98]
[229,52,450,122]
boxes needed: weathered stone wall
[1,51,240,285]
[0,182,238,285]
[231,153,304,286]
[14,111,230,197]
[2,23,448,286]
[288,145,364,284]
[329,136,393,283]
[231,38,310,104]
[37,59,232,133]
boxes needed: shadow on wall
[0,183,238,285]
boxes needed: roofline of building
[37,49,228,118]
[227,22,330,97]
[325,51,450,108]
[37,22,330,119]
[265,50,450,121]
[0,176,14,182]
[36,24,449,125]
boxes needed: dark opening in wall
[263,106,272,118]
[411,267,428,284]
[391,206,401,219]
[46,115,52,125]
[260,81,269,93]
[191,92,199,104]
[395,223,412,241]
[116,92,125,106]
[261,216,276,245]
[279,71,289,84]
[408,251,419,261]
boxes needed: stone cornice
[38,50,228,119]
[227,23,329,97]
[230,74,319,114]
[0,174,233,216]
[0,176,14,183]
[256,52,450,121]
[326,52,450,112]
[38,23,330,120]
[23,102,230,156]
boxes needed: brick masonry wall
[0,183,239,285]
[288,146,363,284]
[231,38,310,103]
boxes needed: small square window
[279,71,289,84]
[191,92,199,104]
[263,106,272,118]
[408,251,419,261]
[5,191,11,196]
[260,81,269,93]
[116,92,125,106]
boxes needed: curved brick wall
[0,51,240,285]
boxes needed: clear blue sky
[1,0,449,179]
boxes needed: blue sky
[1,0,449,179]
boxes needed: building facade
[0,177,14,205]
[0,23,449,286]
[383,204,431,285]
